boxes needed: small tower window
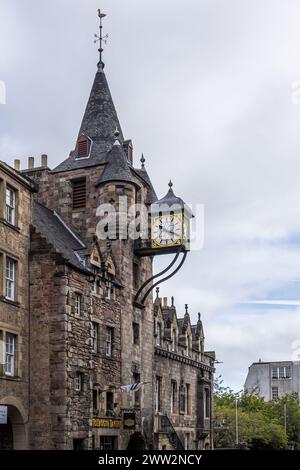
[76,135,91,158]
[72,178,86,209]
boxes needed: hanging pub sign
[123,412,136,430]
[0,405,8,424]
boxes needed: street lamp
[235,398,239,447]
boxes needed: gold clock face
[151,214,183,248]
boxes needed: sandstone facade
[0,55,215,450]
[0,161,35,449]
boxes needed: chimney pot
[41,154,48,168]
[28,157,34,170]
[14,159,21,171]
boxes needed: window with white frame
[271,366,291,379]
[6,257,16,301]
[91,322,98,353]
[92,277,98,294]
[105,277,114,300]
[6,186,16,225]
[75,372,84,392]
[75,293,82,316]
[105,326,113,357]
[204,388,210,418]
[272,386,279,400]
[5,333,15,376]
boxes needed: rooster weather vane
[94,9,108,66]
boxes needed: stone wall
[0,163,34,449]
[26,161,156,449]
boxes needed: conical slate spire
[96,141,134,186]
[78,65,124,145]
[53,66,124,173]
[134,154,157,204]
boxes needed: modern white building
[244,360,300,401]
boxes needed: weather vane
[94,9,108,66]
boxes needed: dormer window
[76,135,91,159]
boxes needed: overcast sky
[2,0,300,391]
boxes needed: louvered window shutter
[73,179,86,209]
[77,136,90,158]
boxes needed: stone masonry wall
[0,165,33,449]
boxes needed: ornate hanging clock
[150,181,193,254]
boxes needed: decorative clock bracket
[133,246,188,308]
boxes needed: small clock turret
[150,181,193,254]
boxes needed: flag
[117,382,143,393]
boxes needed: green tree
[213,376,289,449]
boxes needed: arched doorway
[0,404,27,449]
[127,432,146,450]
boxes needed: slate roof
[51,62,158,203]
[151,183,194,218]
[134,167,158,204]
[153,186,186,211]
[32,202,90,273]
[53,64,124,173]
[96,141,135,186]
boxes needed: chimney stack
[28,157,34,170]
[163,297,168,307]
[14,159,21,171]
[41,154,48,168]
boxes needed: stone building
[153,295,214,450]
[244,360,300,401]
[0,161,36,449]
[0,24,215,450]
[20,58,155,450]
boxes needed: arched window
[76,135,91,158]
